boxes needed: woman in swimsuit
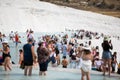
[0,39,11,71]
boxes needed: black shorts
[24,61,33,66]
[39,62,48,71]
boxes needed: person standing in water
[81,47,93,80]
[15,32,21,47]
[37,42,50,75]
[101,37,113,77]
[0,39,12,71]
[111,52,118,73]
[23,38,36,76]
[19,49,23,65]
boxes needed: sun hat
[72,52,76,55]
[83,46,91,51]
[2,39,8,44]
[104,36,109,41]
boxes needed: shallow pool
[0,66,120,80]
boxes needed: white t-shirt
[95,60,103,68]
[9,33,14,37]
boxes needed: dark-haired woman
[0,40,11,71]
[37,42,50,75]
[102,38,113,77]
[81,48,93,80]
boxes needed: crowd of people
[0,29,120,80]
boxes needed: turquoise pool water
[0,66,120,80]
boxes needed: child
[19,49,24,69]
[111,52,117,73]
[62,56,68,68]
[19,49,23,65]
